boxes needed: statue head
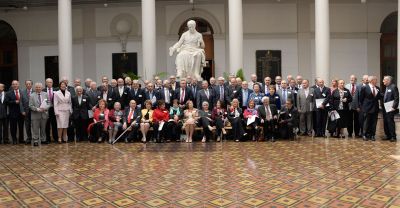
[187,20,196,33]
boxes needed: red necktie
[27,90,31,98]
[180,89,185,104]
[15,90,19,100]
[372,87,376,96]
[351,84,355,96]
[49,88,53,101]
[127,109,133,123]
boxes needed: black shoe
[390,138,396,142]
[33,142,39,146]
[25,140,30,145]
[371,136,376,141]
[362,136,368,141]
[271,137,275,142]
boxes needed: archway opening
[178,17,214,81]
[380,12,397,87]
[0,20,18,89]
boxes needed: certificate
[88,110,94,118]
[315,98,325,108]
[384,101,394,113]
[40,101,48,109]
[247,115,256,126]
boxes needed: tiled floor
[0,120,399,207]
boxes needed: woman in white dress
[53,81,72,143]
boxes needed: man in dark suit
[174,79,193,108]
[169,76,180,91]
[196,81,215,110]
[122,100,141,142]
[356,74,369,138]
[257,96,278,142]
[346,75,362,137]
[188,78,201,107]
[382,76,399,142]
[20,80,33,144]
[99,83,116,109]
[262,77,272,95]
[288,79,299,107]
[86,81,100,110]
[313,78,330,137]
[226,77,240,104]
[359,76,381,141]
[279,99,299,139]
[213,77,229,105]
[5,80,24,144]
[129,80,145,108]
[71,86,92,142]
[97,76,112,92]
[0,83,8,144]
[158,80,174,108]
[115,78,130,109]
[43,78,58,143]
[144,83,158,108]
[235,81,253,109]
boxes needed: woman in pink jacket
[53,81,72,143]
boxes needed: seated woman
[243,99,260,141]
[152,100,170,143]
[197,101,214,143]
[249,84,264,109]
[140,100,154,143]
[167,99,183,142]
[228,98,246,142]
[266,85,281,110]
[212,100,227,142]
[91,99,110,143]
[183,100,197,143]
[108,102,124,143]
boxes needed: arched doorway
[380,12,397,87]
[0,20,18,89]
[178,17,214,81]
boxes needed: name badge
[289,114,292,117]
[124,92,127,95]
[322,93,326,97]
[275,96,279,99]
[82,99,86,102]
[288,92,291,94]
[97,96,101,99]
[139,95,142,97]
[344,91,348,94]
[44,99,47,101]
[108,98,112,101]
[310,94,313,96]
[233,91,237,94]
[169,93,172,97]
[388,89,392,92]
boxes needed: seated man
[122,100,141,143]
[278,99,299,139]
[257,96,278,142]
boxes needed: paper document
[88,110,94,118]
[247,115,256,126]
[316,98,326,108]
[384,101,394,113]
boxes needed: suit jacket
[20,88,33,114]
[359,85,382,114]
[296,87,315,113]
[123,107,141,124]
[42,87,59,106]
[227,107,243,120]
[129,88,146,108]
[5,89,23,118]
[68,86,76,97]
[196,89,215,109]
[382,83,399,112]
[235,88,253,107]
[174,87,193,105]
[226,85,240,103]
[86,89,100,108]
[345,83,361,110]
[114,86,130,108]
[145,90,158,107]
[279,106,299,127]
[257,104,278,120]
[277,88,295,104]
[313,86,330,109]
[288,86,299,107]
[328,88,353,111]
[158,87,174,105]
[98,90,116,109]
[0,92,6,119]
[29,92,50,120]
[188,84,201,104]
[213,85,229,104]
[53,90,72,115]
[71,95,92,120]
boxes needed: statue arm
[198,35,205,49]
[169,33,185,56]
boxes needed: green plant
[236,68,246,81]
[154,71,168,79]
[122,72,141,80]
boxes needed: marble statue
[169,20,206,80]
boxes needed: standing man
[197,81,215,110]
[297,79,315,136]
[345,75,361,137]
[43,78,58,143]
[382,76,399,142]
[359,76,381,141]
[29,83,49,145]
[159,80,173,108]
[248,74,260,90]
[277,80,295,108]
[313,78,330,137]
[20,80,33,144]
[115,78,129,109]
[129,80,145,108]
[174,79,193,108]
[235,81,253,109]
[71,86,92,142]
[0,84,8,144]
[5,80,24,144]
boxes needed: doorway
[380,12,397,88]
[0,20,18,89]
[178,17,214,81]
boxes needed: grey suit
[21,88,33,141]
[345,83,362,136]
[29,92,50,142]
[296,87,315,134]
[277,88,295,105]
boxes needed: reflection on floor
[0,120,399,208]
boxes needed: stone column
[58,0,73,81]
[142,0,156,80]
[228,0,243,74]
[315,0,330,82]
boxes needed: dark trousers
[229,117,245,140]
[315,109,327,136]
[125,125,139,142]
[0,118,8,143]
[383,111,396,139]
[262,119,277,139]
[198,117,213,141]
[215,117,224,136]
[152,122,166,143]
[9,115,24,143]
[24,111,32,141]
[358,111,365,137]
[90,122,107,142]
[363,112,378,138]
[246,118,259,139]
[166,121,182,141]
[67,120,75,142]
[46,107,58,142]
[347,109,360,136]
[74,118,89,141]
[279,123,295,139]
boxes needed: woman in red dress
[152,100,170,143]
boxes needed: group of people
[0,72,398,146]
